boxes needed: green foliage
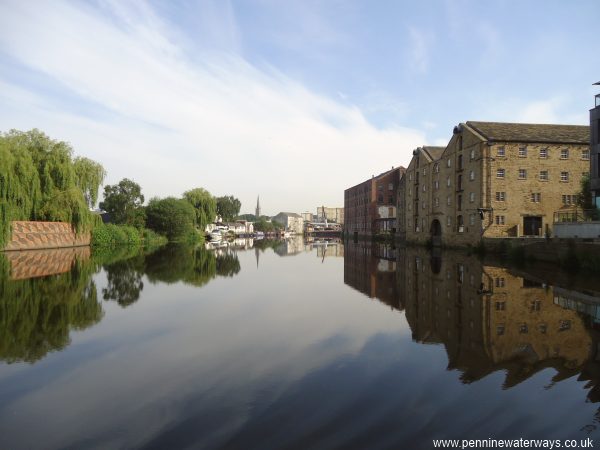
[182,188,216,229]
[237,214,256,221]
[99,178,145,228]
[91,224,142,246]
[146,197,196,241]
[73,156,106,208]
[142,228,168,247]
[0,129,101,248]
[216,195,241,222]
[253,218,283,232]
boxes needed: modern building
[301,212,314,222]
[344,166,405,238]
[591,82,600,208]
[272,212,304,234]
[402,121,590,246]
[316,206,344,224]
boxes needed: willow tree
[182,188,217,229]
[0,129,105,248]
[74,156,107,208]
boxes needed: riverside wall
[3,221,90,252]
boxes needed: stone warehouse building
[401,121,590,246]
[344,166,405,238]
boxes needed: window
[560,171,569,182]
[495,301,506,310]
[539,170,548,181]
[457,215,464,232]
[531,193,541,203]
[562,194,577,205]
[389,207,394,216]
[434,197,439,207]
[422,201,426,210]
[560,148,569,159]
[447,195,451,206]
[388,183,393,190]
[519,146,527,157]
[519,323,528,334]
[423,168,427,176]
[378,195,383,203]
[447,177,451,187]
[530,300,541,312]
[409,173,412,181]
[495,215,505,225]
[470,149,476,160]
[559,320,571,331]
[434,180,439,190]
[540,148,548,158]
[469,170,475,181]
[457,174,463,190]
[495,277,505,287]
[470,192,475,202]
[434,163,439,173]
[457,195,462,211]
[408,203,412,211]
[518,169,527,179]
[447,158,451,168]
[497,325,505,336]
[422,184,426,192]
[583,149,590,160]
[470,214,475,225]
[496,168,505,178]
[447,216,452,227]
[497,146,505,157]
[408,187,412,196]
[495,191,506,201]
[458,154,463,170]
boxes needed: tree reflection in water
[0,243,241,363]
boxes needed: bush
[91,224,141,246]
[146,197,196,241]
[142,228,168,246]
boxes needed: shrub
[91,224,141,246]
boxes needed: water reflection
[0,243,243,363]
[344,242,600,399]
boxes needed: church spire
[255,195,261,219]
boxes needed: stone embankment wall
[6,247,91,280]
[3,221,90,251]
[482,237,600,263]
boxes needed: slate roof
[466,121,589,144]
[421,146,445,161]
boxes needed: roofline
[464,121,589,145]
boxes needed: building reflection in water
[344,241,600,401]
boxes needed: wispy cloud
[407,27,433,74]
[0,0,425,213]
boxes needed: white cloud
[0,0,425,214]
[408,27,433,74]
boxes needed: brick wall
[3,221,90,251]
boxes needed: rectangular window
[540,148,548,158]
[434,197,439,207]
[469,192,475,202]
[539,170,548,181]
[470,149,475,160]
[562,195,577,205]
[495,277,505,287]
[447,196,451,206]
[447,216,452,227]
[388,183,393,190]
[518,169,527,179]
[495,215,505,225]
[469,170,475,181]
[495,192,506,201]
[470,214,475,225]
[496,168,505,178]
[560,171,569,182]
[497,146,505,157]
[560,148,569,159]
[495,301,506,310]
[531,193,541,203]
[434,180,439,190]
[582,149,590,160]
[519,146,527,157]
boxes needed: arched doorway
[430,219,442,246]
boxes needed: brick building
[344,166,405,238]
[401,121,590,246]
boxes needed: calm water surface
[1,239,600,449]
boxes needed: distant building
[316,206,344,224]
[272,212,304,234]
[591,82,600,207]
[301,212,314,222]
[255,196,261,218]
[344,166,405,238]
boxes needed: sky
[0,0,598,215]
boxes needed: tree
[99,178,145,228]
[182,188,216,229]
[73,157,106,208]
[146,197,196,241]
[577,174,599,220]
[216,195,241,221]
[253,218,283,232]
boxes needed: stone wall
[3,221,90,251]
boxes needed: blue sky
[0,0,598,214]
